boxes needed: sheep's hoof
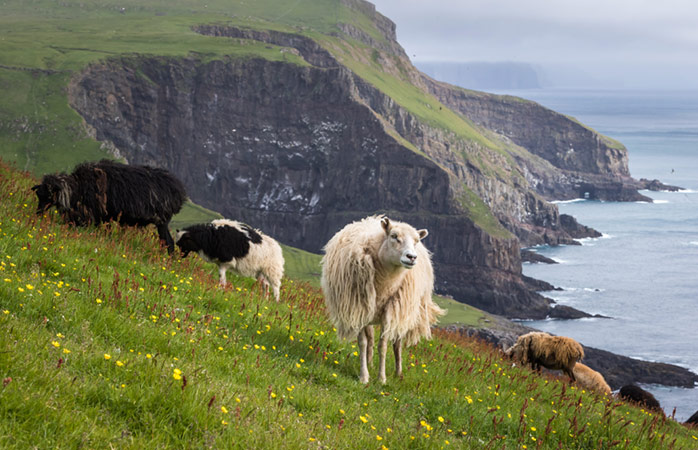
[359,375,369,384]
[379,376,387,385]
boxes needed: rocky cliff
[66,2,658,319]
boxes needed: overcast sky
[370,0,698,88]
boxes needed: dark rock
[521,249,558,264]
[583,347,698,390]
[639,178,682,192]
[548,304,608,320]
[559,214,602,239]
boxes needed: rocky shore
[443,314,698,390]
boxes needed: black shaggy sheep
[176,219,285,300]
[618,385,663,414]
[685,410,698,427]
[32,159,187,253]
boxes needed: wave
[690,241,698,246]
[551,198,587,204]
[576,233,612,245]
[554,286,603,293]
[652,199,670,204]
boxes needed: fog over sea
[492,88,698,421]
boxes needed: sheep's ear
[380,217,391,234]
[31,184,40,192]
[417,229,428,240]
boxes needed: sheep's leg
[358,327,370,384]
[157,223,175,254]
[564,367,576,382]
[377,327,389,384]
[218,266,228,287]
[365,325,374,368]
[257,274,270,297]
[393,339,403,379]
[271,282,281,302]
[266,273,281,302]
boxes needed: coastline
[443,313,698,390]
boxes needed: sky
[369,0,698,89]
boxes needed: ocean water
[493,89,698,421]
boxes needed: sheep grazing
[321,215,445,384]
[572,363,612,395]
[618,385,663,414]
[32,159,186,253]
[176,219,284,301]
[506,331,584,382]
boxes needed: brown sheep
[506,331,584,382]
[573,363,611,395]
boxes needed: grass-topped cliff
[2,161,696,448]
[0,0,646,320]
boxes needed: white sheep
[321,215,445,384]
[176,219,284,301]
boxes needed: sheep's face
[175,230,199,258]
[32,175,66,214]
[380,217,428,269]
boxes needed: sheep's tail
[321,241,377,341]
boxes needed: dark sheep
[32,159,186,253]
[618,385,663,414]
[685,410,698,427]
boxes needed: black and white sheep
[32,159,186,253]
[176,219,284,301]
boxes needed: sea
[491,88,698,421]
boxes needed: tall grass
[1,161,696,449]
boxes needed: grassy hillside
[0,0,516,238]
[2,164,696,448]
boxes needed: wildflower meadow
[0,159,696,448]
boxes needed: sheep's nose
[406,253,417,263]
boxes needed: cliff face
[69,54,555,318]
[422,80,653,203]
[66,10,652,319]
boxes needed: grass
[2,162,697,449]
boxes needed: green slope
[1,157,694,449]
